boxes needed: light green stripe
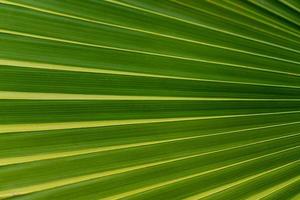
[2,120,299,166]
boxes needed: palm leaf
[0,0,300,199]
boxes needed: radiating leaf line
[3,126,298,199]
[3,91,300,101]
[281,0,300,13]
[1,135,299,199]
[214,0,300,38]
[2,120,299,167]
[209,0,300,37]
[1,1,300,199]
[246,175,300,200]
[105,0,299,51]
[3,28,300,78]
[207,0,276,31]
[261,180,300,200]
[183,160,300,200]
[4,0,300,59]
[100,144,300,200]
[106,0,300,55]
[4,59,300,89]
[2,0,300,64]
[269,1,300,26]
[2,109,300,134]
[249,0,300,27]
[171,0,300,46]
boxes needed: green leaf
[0,0,300,199]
